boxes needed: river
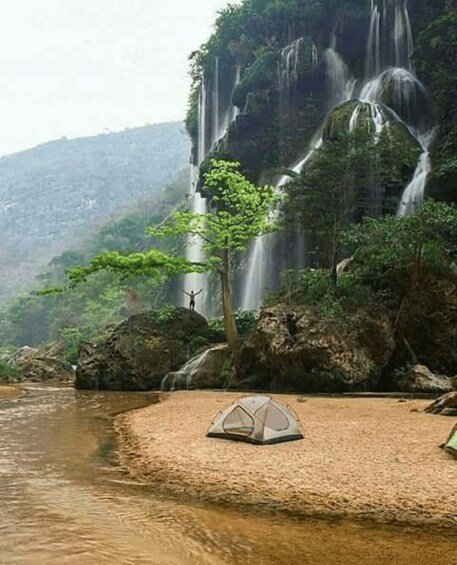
[1,387,456,564]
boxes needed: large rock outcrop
[234,304,395,393]
[75,309,209,391]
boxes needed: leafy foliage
[415,5,457,195]
[341,200,457,290]
[284,131,379,280]
[151,160,279,261]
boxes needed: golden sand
[116,391,457,528]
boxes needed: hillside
[0,122,189,305]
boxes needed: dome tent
[444,423,457,457]
[207,395,303,445]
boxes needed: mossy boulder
[75,309,210,391]
[319,100,422,214]
[360,69,433,131]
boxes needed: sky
[0,0,232,156]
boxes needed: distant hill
[0,122,190,305]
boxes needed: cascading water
[323,48,355,107]
[207,0,435,313]
[241,139,323,311]
[183,63,242,316]
[366,0,413,77]
[397,129,435,216]
[278,38,305,93]
[397,151,431,217]
[241,40,325,311]
[212,57,220,147]
[183,82,209,315]
[350,0,433,217]
[242,43,361,311]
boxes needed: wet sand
[116,391,457,528]
[0,385,22,399]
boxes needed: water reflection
[0,387,455,564]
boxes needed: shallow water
[0,387,456,565]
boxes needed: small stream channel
[0,387,456,565]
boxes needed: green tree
[149,160,278,347]
[284,132,377,284]
[341,200,457,320]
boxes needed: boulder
[10,344,74,383]
[397,365,454,394]
[76,309,209,391]
[12,346,39,363]
[425,391,457,416]
[234,304,395,393]
[18,356,75,384]
[161,344,231,391]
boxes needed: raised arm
[195,289,203,296]
[182,290,191,297]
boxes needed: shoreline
[115,391,457,529]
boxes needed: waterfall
[241,235,271,311]
[239,1,429,311]
[366,0,413,77]
[182,80,209,314]
[241,139,323,311]
[183,165,209,314]
[348,101,387,137]
[229,65,241,124]
[278,38,304,93]
[397,152,431,217]
[323,48,355,107]
[397,130,435,216]
[312,43,319,70]
[359,67,430,131]
[183,64,242,316]
[212,57,220,147]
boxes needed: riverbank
[116,391,457,528]
[0,385,22,399]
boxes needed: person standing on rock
[183,289,202,311]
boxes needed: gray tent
[207,395,303,445]
[444,424,457,457]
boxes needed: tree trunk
[220,251,239,349]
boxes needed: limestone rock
[425,391,457,416]
[397,365,454,394]
[235,304,395,393]
[76,309,209,391]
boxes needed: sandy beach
[116,391,457,528]
[0,385,22,399]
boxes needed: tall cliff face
[0,123,189,305]
[185,0,456,310]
